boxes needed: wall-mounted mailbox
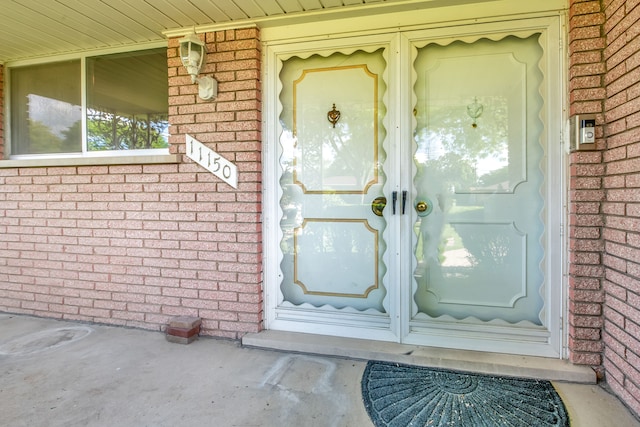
[570,114,597,151]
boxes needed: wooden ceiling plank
[0,24,61,60]
[0,6,95,53]
[108,0,179,29]
[320,0,345,8]
[101,0,182,31]
[227,0,266,19]
[13,0,125,45]
[249,0,287,16]
[152,0,217,26]
[274,0,305,13]
[298,0,324,11]
[57,0,161,41]
[178,0,224,24]
[143,0,205,27]
[187,0,236,22]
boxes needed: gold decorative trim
[293,218,379,298]
[292,63,379,195]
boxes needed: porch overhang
[1,0,516,64]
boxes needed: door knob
[415,199,432,217]
[371,196,387,217]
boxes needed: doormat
[361,361,570,427]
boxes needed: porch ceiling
[0,0,466,64]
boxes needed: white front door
[264,18,564,357]
[275,47,393,337]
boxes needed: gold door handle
[371,196,387,217]
[416,201,428,212]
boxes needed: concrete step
[242,330,597,384]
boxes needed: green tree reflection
[87,109,168,151]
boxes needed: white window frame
[2,41,178,168]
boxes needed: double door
[267,20,563,357]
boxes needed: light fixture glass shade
[178,33,206,81]
[178,32,217,100]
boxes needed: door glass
[412,35,545,325]
[278,49,389,312]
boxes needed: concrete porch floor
[1,313,638,427]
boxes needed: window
[10,48,169,158]
[10,60,82,155]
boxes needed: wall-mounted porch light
[178,33,217,100]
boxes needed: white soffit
[1,0,565,63]
[0,0,414,63]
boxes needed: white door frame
[262,14,566,358]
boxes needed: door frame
[262,14,566,358]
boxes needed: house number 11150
[185,134,238,188]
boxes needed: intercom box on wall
[570,114,597,151]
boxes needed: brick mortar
[2,9,640,417]
[0,28,263,340]
[584,0,640,418]
[568,0,606,373]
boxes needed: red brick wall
[569,0,640,416]
[0,28,263,339]
[568,0,606,368]
[601,0,640,416]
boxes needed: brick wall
[0,28,263,339]
[601,0,640,416]
[568,0,607,368]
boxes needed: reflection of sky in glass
[476,153,507,176]
[28,94,81,138]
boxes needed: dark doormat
[361,361,570,426]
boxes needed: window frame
[2,41,177,167]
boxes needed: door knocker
[466,97,483,128]
[327,103,341,128]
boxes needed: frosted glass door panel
[279,49,389,313]
[412,35,546,325]
[294,65,379,193]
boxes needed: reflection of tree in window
[300,109,382,191]
[456,228,512,267]
[87,109,168,151]
[415,95,509,194]
[86,48,169,151]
